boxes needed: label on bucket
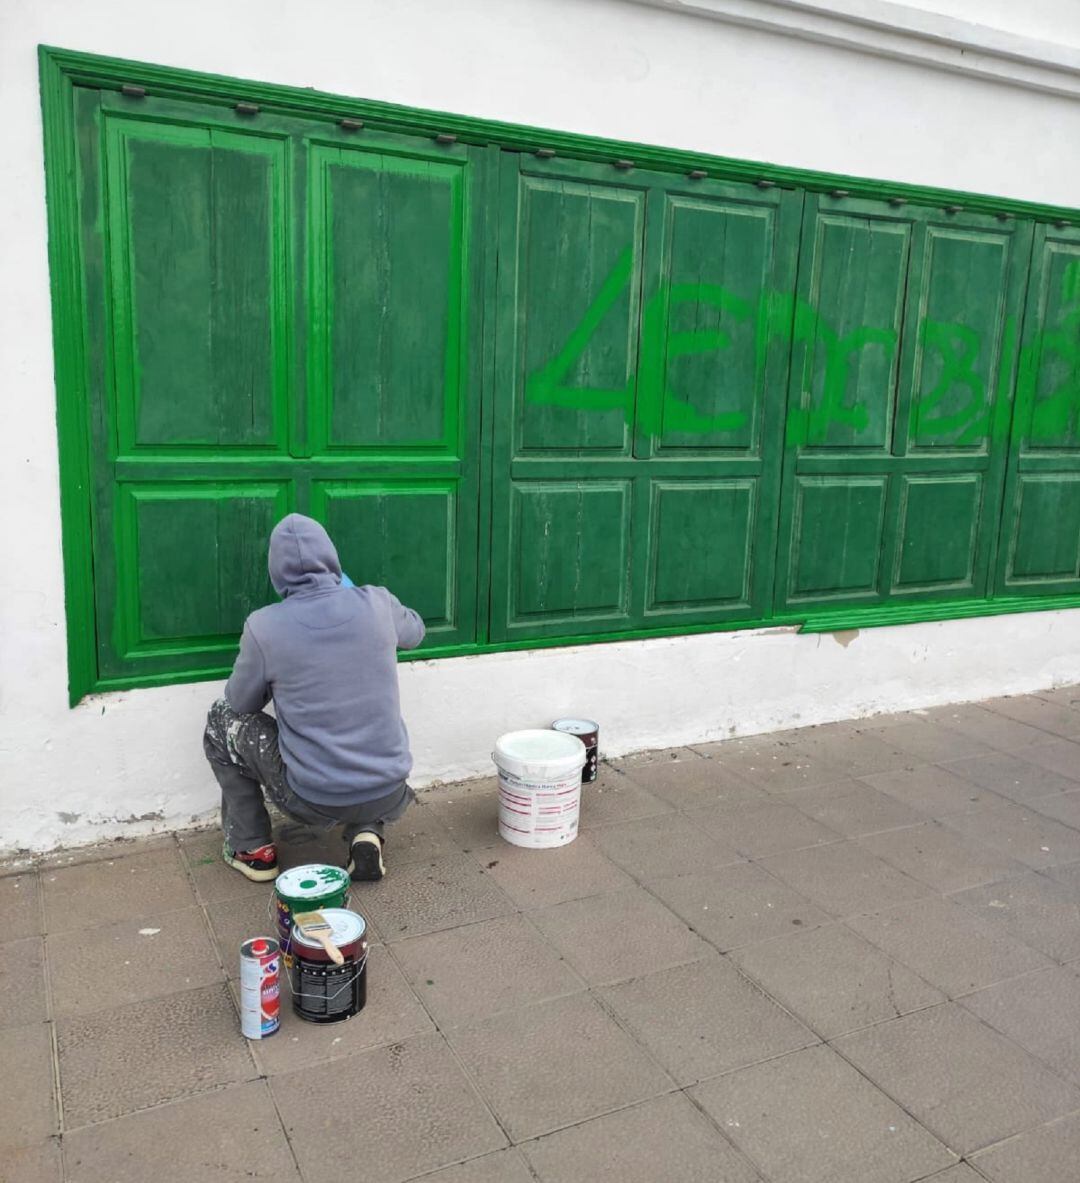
[497,766,581,849]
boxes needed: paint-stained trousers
[203,698,414,852]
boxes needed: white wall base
[4,609,1079,856]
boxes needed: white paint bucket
[493,729,587,849]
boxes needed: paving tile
[445,992,672,1141]
[3,1139,61,1183]
[787,779,925,837]
[1,1022,56,1148]
[36,837,177,872]
[63,1080,299,1182]
[521,1093,762,1183]
[693,735,849,793]
[359,853,515,941]
[385,798,463,865]
[271,1032,505,1183]
[1021,738,1080,782]
[469,834,634,909]
[920,702,1049,752]
[859,822,1027,893]
[951,871,1080,963]
[918,1167,985,1183]
[0,937,46,1029]
[0,873,42,941]
[758,840,934,918]
[835,1003,1080,1155]
[42,849,196,934]
[530,885,712,984]
[251,944,434,1074]
[418,1149,536,1183]
[686,800,841,858]
[577,771,674,828]
[960,966,1080,1086]
[48,907,222,1018]
[207,891,285,972]
[944,802,1080,869]
[421,778,506,849]
[943,750,1080,804]
[847,897,1052,997]
[646,863,832,951]
[392,914,584,1027]
[610,746,708,773]
[1025,789,1080,829]
[179,830,274,905]
[863,719,995,763]
[982,695,1080,739]
[598,957,817,1085]
[729,923,946,1039]
[588,812,743,882]
[620,755,768,811]
[971,1110,1080,1183]
[808,729,915,778]
[862,765,1008,817]
[691,1043,954,1183]
[56,983,256,1126]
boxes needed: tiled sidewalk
[6,690,1080,1182]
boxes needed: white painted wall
[2,0,1079,854]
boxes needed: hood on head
[268,514,342,597]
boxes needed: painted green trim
[39,49,98,706]
[39,46,1080,704]
[40,46,1080,225]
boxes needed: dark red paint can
[552,718,599,783]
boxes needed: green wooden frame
[40,45,1080,705]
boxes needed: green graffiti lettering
[1028,307,1080,445]
[914,321,987,445]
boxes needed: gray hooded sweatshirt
[225,514,425,806]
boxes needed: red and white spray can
[240,937,280,1039]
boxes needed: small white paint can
[493,729,586,849]
[239,937,281,1039]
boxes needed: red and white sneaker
[222,842,279,882]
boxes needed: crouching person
[203,513,424,883]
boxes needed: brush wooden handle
[317,933,345,965]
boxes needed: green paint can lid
[274,863,350,903]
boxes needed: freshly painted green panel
[116,482,289,655]
[309,145,465,452]
[313,481,456,633]
[511,481,631,621]
[517,173,644,453]
[791,478,887,599]
[894,475,982,588]
[909,229,1010,451]
[1009,476,1080,580]
[1025,242,1080,450]
[649,196,774,452]
[647,480,753,610]
[105,118,288,452]
[793,206,909,451]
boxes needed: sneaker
[222,842,279,882]
[347,832,385,882]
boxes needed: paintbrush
[292,910,345,965]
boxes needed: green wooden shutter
[775,194,1030,613]
[489,154,799,642]
[74,88,484,684]
[997,223,1080,594]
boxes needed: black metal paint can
[552,718,599,783]
[289,908,368,1024]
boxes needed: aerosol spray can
[240,937,281,1039]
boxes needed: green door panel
[516,171,645,454]
[894,475,982,590]
[510,481,632,625]
[308,144,467,454]
[311,481,462,639]
[1007,476,1080,582]
[792,199,911,451]
[104,116,289,453]
[907,228,1012,452]
[646,480,754,613]
[789,477,888,600]
[997,224,1080,596]
[111,481,290,666]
